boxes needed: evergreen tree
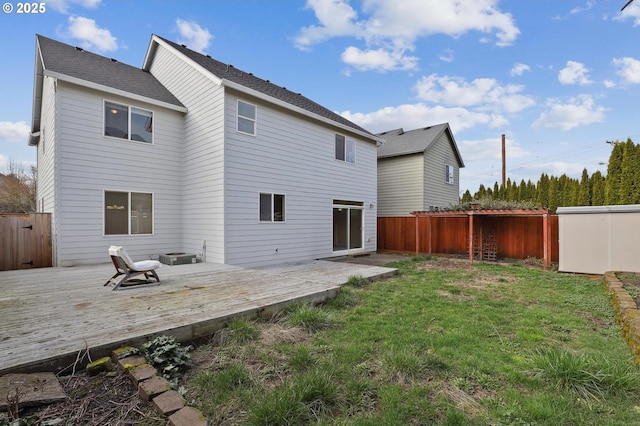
[461,190,472,203]
[591,171,605,206]
[619,139,636,204]
[577,168,591,206]
[605,141,623,204]
[548,176,559,213]
[536,173,550,207]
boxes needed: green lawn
[183,257,640,425]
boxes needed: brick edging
[112,351,207,426]
[602,271,640,364]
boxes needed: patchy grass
[179,257,640,425]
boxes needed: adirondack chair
[105,245,161,290]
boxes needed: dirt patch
[4,370,164,425]
[416,257,476,271]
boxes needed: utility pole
[501,133,506,187]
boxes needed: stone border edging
[602,271,640,364]
[108,350,207,426]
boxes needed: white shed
[557,205,640,274]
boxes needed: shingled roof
[35,35,185,109]
[376,123,464,166]
[148,35,375,138]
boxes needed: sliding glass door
[333,200,363,253]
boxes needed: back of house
[29,34,381,267]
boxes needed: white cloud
[414,74,535,114]
[510,62,530,77]
[340,103,505,134]
[294,0,519,72]
[558,61,592,85]
[66,16,117,52]
[612,56,640,84]
[176,19,213,53]
[439,49,455,63]
[459,137,529,161]
[615,2,640,26]
[47,0,101,13]
[532,95,606,131]
[341,46,417,71]
[0,121,29,143]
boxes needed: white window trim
[332,199,365,255]
[259,192,286,223]
[103,100,154,144]
[103,190,155,236]
[445,164,455,185]
[237,99,257,136]
[335,134,356,164]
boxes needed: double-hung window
[104,101,153,143]
[445,164,455,185]
[104,191,153,235]
[259,193,285,222]
[237,100,256,135]
[335,134,355,163]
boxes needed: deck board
[0,260,395,375]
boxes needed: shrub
[140,335,192,383]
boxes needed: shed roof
[146,35,377,140]
[376,123,464,166]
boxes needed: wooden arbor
[410,207,552,269]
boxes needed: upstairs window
[335,134,355,163]
[105,191,153,235]
[104,101,153,143]
[445,164,455,184]
[237,100,256,135]
[259,193,285,222]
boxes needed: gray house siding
[423,131,460,209]
[223,92,377,266]
[377,154,423,217]
[51,82,185,265]
[37,76,58,261]
[147,42,226,264]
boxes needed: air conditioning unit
[159,252,196,265]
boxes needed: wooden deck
[0,260,396,375]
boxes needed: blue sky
[1,0,639,195]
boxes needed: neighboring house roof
[144,35,380,143]
[29,35,186,145]
[376,123,465,167]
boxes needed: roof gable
[145,35,378,141]
[35,35,184,109]
[377,123,464,167]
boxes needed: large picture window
[259,193,285,222]
[237,100,256,135]
[104,101,153,143]
[335,134,355,163]
[105,191,153,235]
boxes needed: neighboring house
[29,34,381,267]
[376,124,464,216]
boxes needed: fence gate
[0,213,52,271]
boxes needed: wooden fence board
[378,215,559,262]
[0,213,52,271]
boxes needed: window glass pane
[238,117,255,135]
[346,139,356,163]
[349,208,363,249]
[238,101,256,119]
[131,192,152,234]
[274,194,285,222]
[105,191,128,235]
[105,102,128,139]
[259,193,272,221]
[446,165,454,184]
[333,207,348,251]
[131,108,153,143]
[335,135,345,161]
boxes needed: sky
[1,0,640,195]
